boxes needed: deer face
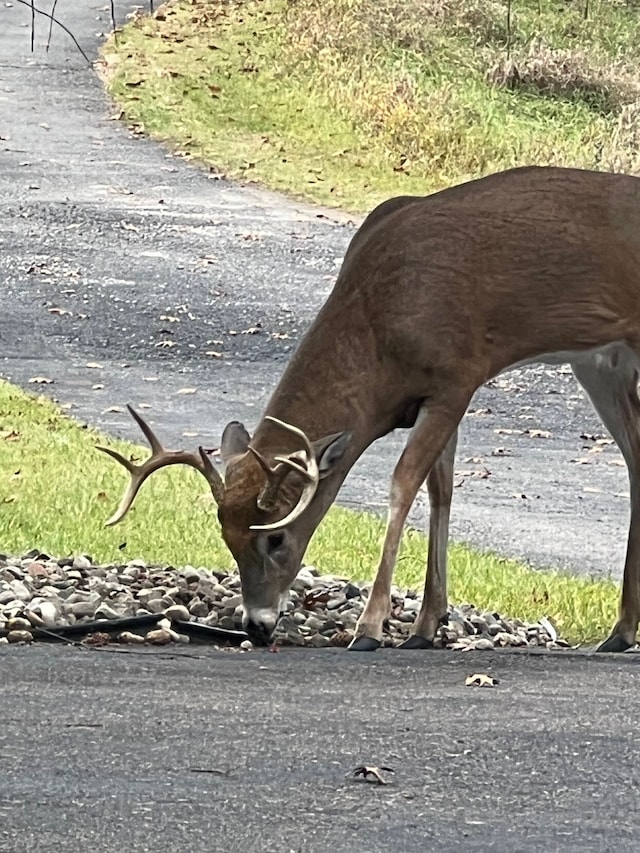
[98,408,350,647]
[218,420,350,645]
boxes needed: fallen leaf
[176,388,197,395]
[351,766,395,785]
[92,384,104,391]
[103,406,125,413]
[28,376,53,384]
[154,340,176,348]
[205,350,222,358]
[465,673,499,688]
[0,430,20,441]
[85,362,103,369]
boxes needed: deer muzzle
[243,606,280,646]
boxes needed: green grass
[102,0,640,212]
[0,380,620,644]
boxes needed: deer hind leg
[572,347,640,652]
[349,397,470,652]
[399,430,458,649]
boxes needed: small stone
[137,588,163,604]
[9,580,31,602]
[72,555,92,571]
[7,629,33,644]
[145,628,173,645]
[189,599,209,618]
[7,617,32,631]
[118,631,146,644]
[70,601,97,619]
[26,562,49,579]
[32,601,59,626]
[471,638,494,650]
[309,633,331,648]
[240,639,253,651]
[470,615,489,634]
[145,598,168,614]
[343,582,362,600]
[164,604,190,622]
[292,569,315,592]
[0,637,8,645]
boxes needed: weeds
[104,0,640,211]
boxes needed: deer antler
[249,416,320,531]
[97,405,225,526]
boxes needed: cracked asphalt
[1,3,640,852]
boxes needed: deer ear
[221,421,251,466]
[313,431,351,478]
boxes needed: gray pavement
[4,643,640,853]
[2,4,640,852]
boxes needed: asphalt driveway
[4,643,640,853]
[2,5,640,852]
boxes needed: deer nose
[243,608,278,646]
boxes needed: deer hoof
[347,636,381,652]
[595,633,633,653]
[398,635,432,649]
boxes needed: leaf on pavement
[465,673,499,688]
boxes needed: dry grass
[104,0,640,211]
[487,38,638,112]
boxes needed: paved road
[3,643,640,853]
[2,7,640,852]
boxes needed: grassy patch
[102,0,640,212]
[0,380,620,643]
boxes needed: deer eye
[267,532,285,552]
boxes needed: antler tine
[126,403,164,455]
[264,416,315,457]
[249,417,320,531]
[96,406,225,527]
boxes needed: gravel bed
[0,551,571,650]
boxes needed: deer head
[98,405,351,645]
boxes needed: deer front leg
[399,429,458,649]
[349,398,469,652]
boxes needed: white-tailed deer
[100,166,640,652]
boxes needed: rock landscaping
[0,551,570,650]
